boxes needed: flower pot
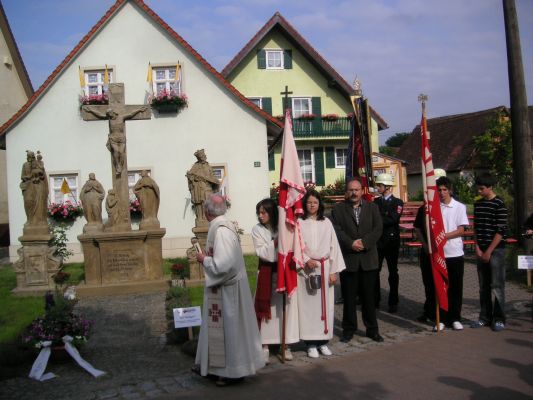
[153,103,179,114]
[50,345,70,364]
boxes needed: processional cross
[82,83,151,231]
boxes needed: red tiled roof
[397,106,533,175]
[0,0,283,137]
[221,11,388,130]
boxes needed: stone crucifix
[82,83,151,232]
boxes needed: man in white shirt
[436,177,470,331]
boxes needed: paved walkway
[1,258,532,399]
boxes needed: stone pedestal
[188,226,209,281]
[78,228,166,286]
[13,234,62,294]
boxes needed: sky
[2,0,532,144]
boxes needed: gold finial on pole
[353,77,363,98]
[418,93,428,116]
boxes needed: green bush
[49,223,73,261]
[452,176,476,204]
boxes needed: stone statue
[105,189,120,230]
[80,173,105,232]
[83,106,147,176]
[186,149,219,226]
[133,170,160,229]
[20,150,49,231]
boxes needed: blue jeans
[476,248,506,324]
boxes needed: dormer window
[266,50,283,69]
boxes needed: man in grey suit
[331,178,384,343]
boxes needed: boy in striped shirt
[472,173,508,331]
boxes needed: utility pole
[502,0,533,239]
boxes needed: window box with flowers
[296,113,316,121]
[130,198,142,218]
[79,93,109,109]
[149,89,188,114]
[48,201,83,223]
[321,113,339,121]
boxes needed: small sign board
[517,255,533,270]
[173,306,202,328]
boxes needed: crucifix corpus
[82,83,151,231]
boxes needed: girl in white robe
[252,199,299,363]
[298,190,346,358]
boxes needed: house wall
[0,27,30,226]
[227,29,352,117]
[6,2,269,261]
[228,28,382,190]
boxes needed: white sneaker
[318,345,332,356]
[452,321,464,331]
[433,322,445,332]
[307,346,319,358]
[262,347,270,364]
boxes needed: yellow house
[222,12,388,188]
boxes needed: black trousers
[443,256,464,324]
[420,250,436,320]
[340,269,379,336]
[376,238,400,306]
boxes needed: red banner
[420,113,449,311]
[277,110,306,296]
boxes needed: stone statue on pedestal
[133,170,160,229]
[105,189,120,231]
[20,150,49,234]
[80,173,105,233]
[186,149,219,227]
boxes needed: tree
[473,110,513,193]
[385,132,410,147]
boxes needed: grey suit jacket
[331,200,383,272]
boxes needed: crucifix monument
[81,83,150,232]
[77,83,166,291]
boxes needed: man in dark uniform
[374,173,403,313]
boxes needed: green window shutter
[312,97,322,134]
[257,49,266,69]
[314,147,325,186]
[268,151,275,171]
[262,97,272,115]
[325,147,335,168]
[282,97,293,115]
[284,50,292,69]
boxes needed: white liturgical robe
[195,216,265,378]
[297,217,346,340]
[251,224,299,344]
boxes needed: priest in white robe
[252,199,299,363]
[297,190,346,358]
[194,195,265,386]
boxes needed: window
[128,170,151,201]
[297,149,314,182]
[83,68,113,96]
[151,66,181,95]
[49,174,79,204]
[335,148,348,168]
[292,98,312,118]
[211,164,228,196]
[248,98,262,108]
[266,50,283,69]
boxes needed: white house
[0,1,33,248]
[0,0,282,262]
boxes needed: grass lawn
[0,254,259,345]
[186,254,258,307]
[0,267,42,345]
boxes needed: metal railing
[292,116,351,137]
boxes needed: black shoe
[388,305,398,313]
[366,333,384,343]
[340,334,353,343]
[335,297,344,305]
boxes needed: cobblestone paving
[1,258,531,400]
